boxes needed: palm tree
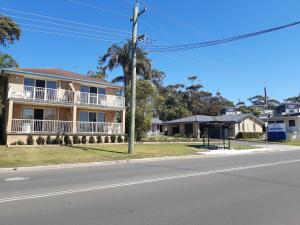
[98,41,152,87]
[0,15,21,47]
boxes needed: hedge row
[11,134,127,146]
[235,132,264,139]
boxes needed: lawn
[276,140,300,146]
[0,143,202,168]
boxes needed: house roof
[165,114,264,125]
[1,68,122,88]
[151,118,164,124]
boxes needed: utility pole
[128,0,146,154]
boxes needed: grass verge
[0,144,203,168]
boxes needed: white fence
[11,119,73,134]
[11,119,123,134]
[76,122,123,134]
[8,84,125,107]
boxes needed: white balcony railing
[77,92,124,107]
[11,119,123,134]
[8,84,125,108]
[11,119,73,134]
[77,121,123,134]
[9,84,74,103]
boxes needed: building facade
[0,68,126,145]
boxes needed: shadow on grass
[188,145,224,150]
[67,145,128,161]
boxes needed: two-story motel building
[0,68,125,145]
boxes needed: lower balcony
[11,119,123,135]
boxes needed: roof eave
[2,68,123,88]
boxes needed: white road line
[1,159,300,204]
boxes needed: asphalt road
[1,148,300,225]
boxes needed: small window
[80,112,89,121]
[47,81,57,89]
[98,112,105,122]
[80,86,89,93]
[24,78,35,87]
[45,109,56,120]
[276,120,284,124]
[98,88,106,95]
[22,108,33,119]
[289,120,296,127]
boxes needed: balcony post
[6,100,14,133]
[121,109,125,134]
[72,105,77,134]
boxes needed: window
[45,109,56,120]
[238,123,241,131]
[289,120,296,127]
[47,81,57,89]
[80,86,89,93]
[24,78,35,87]
[253,124,256,132]
[98,88,106,95]
[98,112,105,122]
[242,123,245,132]
[80,112,89,121]
[22,108,33,119]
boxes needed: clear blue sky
[1,0,300,104]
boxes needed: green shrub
[16,140,25,145]
[89,136,95,144]
[46,135,53,145]
[64,135,72,145]
[97,135,102,144]
[26,135,34,145]
[117,135,123,143]
[236,132,264,139]
[124,134,129,143]
[104,136,110,143]
[36,136,45,145]
[73,135,80,144]
[110,135,116,143]
[81,136,87,144]
[53,135,63,145]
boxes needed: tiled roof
[165,114,264,125]
[2,68,122,87]
[151,118,164,124]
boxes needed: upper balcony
[8,84,125,108]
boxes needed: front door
[35,80,46,100]
[34,109,44,132]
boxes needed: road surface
[1,148,300,225]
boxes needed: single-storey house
[165,114,264,139]
[268,113,300,140]
[148,118,167,135]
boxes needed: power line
[145,19,300,52]
[2,13,131,38]
[66,0,130,18]
[0,24,124,43]
[0,6,131,34]
[15,21,127,40]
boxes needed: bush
[89,136,95,144]
[36,136,45,145]
[64,135,72,145]
[236,132,264,139]
[27,135,34,145]
[16,140,25,145]
[73,135,80,144]
[124,134,129,143]
[110,135,116,143]
[117,135,123,143]
[46,135,53,145]
[81,136,87,144]
[10,141,16,145]
[97,135,102,144]
[104,136,110,143]
[53,135,63,145]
